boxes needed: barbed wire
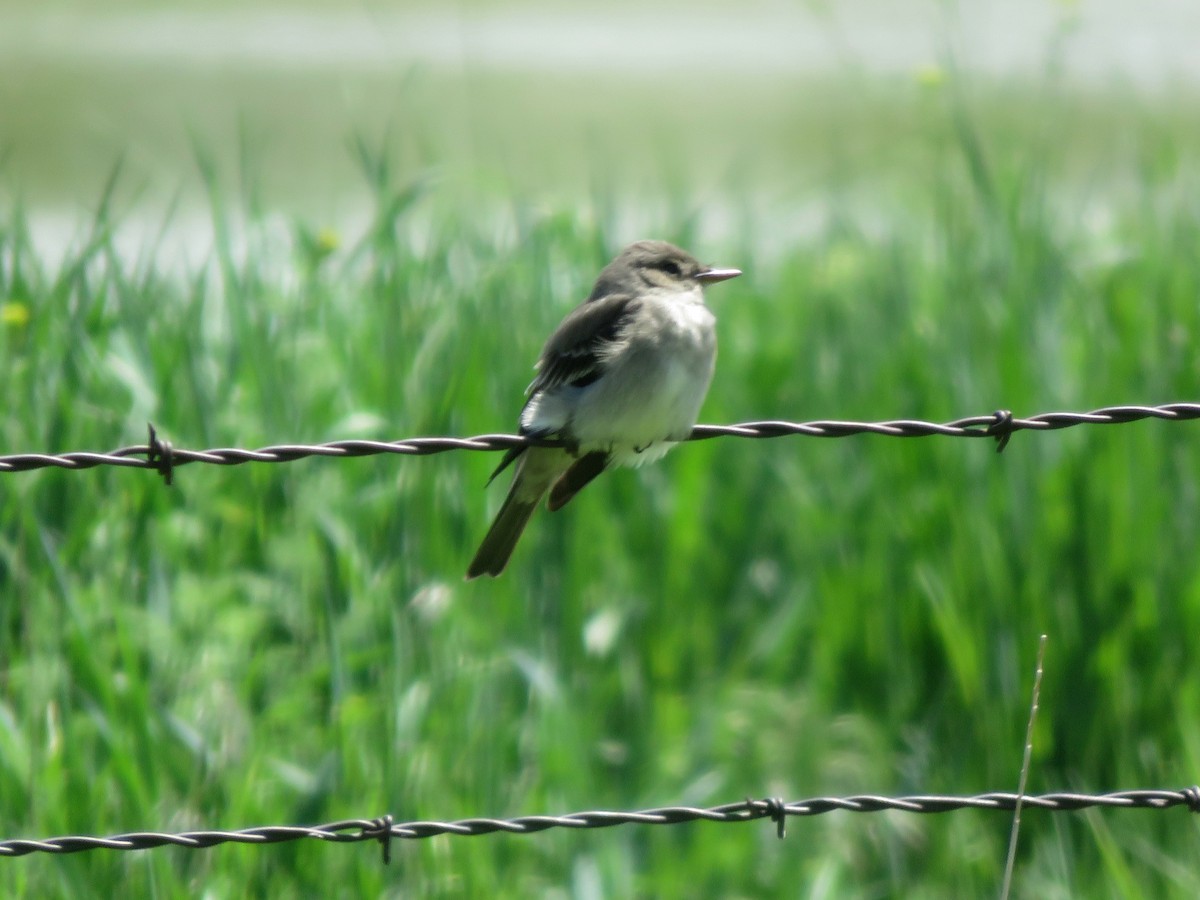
[0,402,1197,486]
[2,788,1196,862]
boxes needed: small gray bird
[466,240,741,578]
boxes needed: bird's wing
[487,293,638,486]
[527,292,640,395]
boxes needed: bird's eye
[660,260,682,277]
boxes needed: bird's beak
[697,266,742,284]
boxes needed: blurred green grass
[3,81,1200,897]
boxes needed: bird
[466,240,741,578]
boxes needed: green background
[3,1,1200,896]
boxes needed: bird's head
[589,240,741,299]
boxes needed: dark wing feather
[490,293,638,485]
[527,293,640,396]
[547,451,609,511]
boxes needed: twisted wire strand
[2,788,1197,860]
[1,403,1197,481]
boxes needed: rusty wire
[1,788,1196,862]
[0,403,1197,485]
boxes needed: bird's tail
[466,490,539,579]
[466,448,566,579]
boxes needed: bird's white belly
[528,299,716,467]
[569,357,702,463]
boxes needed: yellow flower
[914,63,946,89]
[315,228,341,254]
[1,300,30,327]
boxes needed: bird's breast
[564,295,717,464]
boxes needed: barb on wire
[1,402,1198,479]
[1,787,1197,860]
